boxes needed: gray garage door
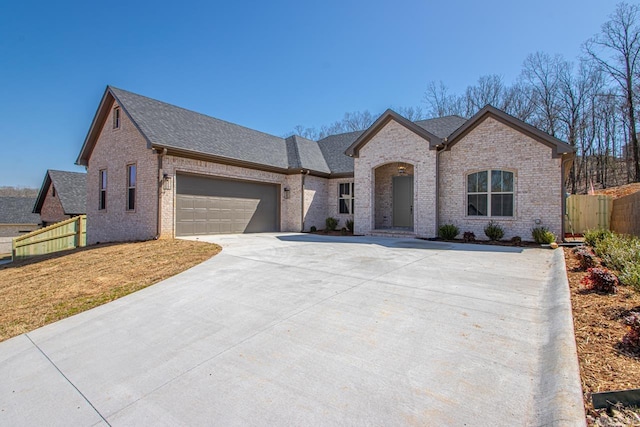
[176,174,279,236]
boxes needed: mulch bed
[564,248,640,425]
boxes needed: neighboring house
[0,197,41,237]
[33,170,87,226]
[76,86,574,244]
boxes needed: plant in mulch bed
[573,247,597,270]
[580,267,619,294]
[511,236,522,246]
[438,224,459,240]
[484,221,504,241]
[583,228,614,247]
[463,231,476,242]
[310,226,317,233]
[621,311,640,353]
[325,217,338,232]
[345,219,354,233]
[531,226,556,244]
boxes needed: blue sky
[0,0,618,187]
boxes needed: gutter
[560,154,574,243]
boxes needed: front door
[393,175,413,228]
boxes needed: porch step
[367,229,417,239]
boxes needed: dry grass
[564,248,640,424]
[0,239,220,342]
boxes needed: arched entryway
[373,162,415,230]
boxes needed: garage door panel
[176,175,279,236]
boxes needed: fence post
[75,216,82,249]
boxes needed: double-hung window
[99,169,107,210]
[126,164,136,211]
[338,182,354,214]
[467,170,514,217]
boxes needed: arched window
[467,170,514,217]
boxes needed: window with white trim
[99,169,107,210]
[467,170,514,217]
[126,164,136,211]
[338,182,354,214]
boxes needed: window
[126,164,136,211]
[467,170,514,217]
[99,169,107,210]
[52,186,56,197]
[338,182,354,214]
[113,107,120,129]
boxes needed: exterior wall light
[283,186,290,199]
[398,164,407,175]
[162,173,172,191]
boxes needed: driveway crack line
[25,333,111,426]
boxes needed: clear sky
[0,0,619,187]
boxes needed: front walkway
[0,233,584,426]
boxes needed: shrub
[438,224,459,240]
[594,234,640,272]
[531,227,556,244]
[622,312,640,351]
[484,221,504,241]
[340,227,348,236]
[583,228,614,247]
[580,267,619,294]
[345,219,354,232]
[619,261,640,291]
[573,247,596,270]
[511,236,522,246]
[310,226,317,233]
[463,231,476,242]
[325,217,338,231]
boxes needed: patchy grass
[564,248,640,424]
[0,239,220,342]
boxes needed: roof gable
[33,170,87,215]
[0,197,40,224]
[345,109,444,157]
[445,105,575,158]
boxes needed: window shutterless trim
[98,169,107,211]
[113,107,120,129]
[338,182,354,214]
[465,169,515,218]
[126,163,136,211]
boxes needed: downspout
[156,148,167,239]
[300,170,309,232]
[435,141,445,238]
[561,155,573,243]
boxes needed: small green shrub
[310,226,317,233]
[531,227,556,244]
[463,231,476,242]
[622,312,640,352]
[583,229,614,247]
[580,267,619,294]
[573,247,596,270]
[345,219,354,232]
[484,221,504,241]
[340,227,348,236]
[511,236,522,246]
[325,217,338,231]
[594,234,640,272]
[438,224,459,240]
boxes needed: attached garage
[176,174,280,236]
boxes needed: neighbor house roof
[33,170,87,215]
[0,197,40,224]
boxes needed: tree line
[291,2,640,193]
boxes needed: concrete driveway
[0,233,584,426]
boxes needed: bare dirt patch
[564,248,640,425]
[0,239,220,342]
[594,182,640,199]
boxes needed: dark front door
[393,175,413,228]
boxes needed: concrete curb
[533,249,586,426]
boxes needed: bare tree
[584,2,640,181]
[423,81,466,117]
[522,52,564,136]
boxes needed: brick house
[76,86,574,244]
[33,170,87,226]
[0,197,40,238]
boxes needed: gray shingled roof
[317,130,363,174]
[111,87,290,170]
[415,116,467,138]
[0,197,40,224]
[33,170,87,215]
[49,170,87,214]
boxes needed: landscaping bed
[0,239,220,342]
[564,234,640,425]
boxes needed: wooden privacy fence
[610,191,640,236]
[12,215,86,260]
[565,195,613,234]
